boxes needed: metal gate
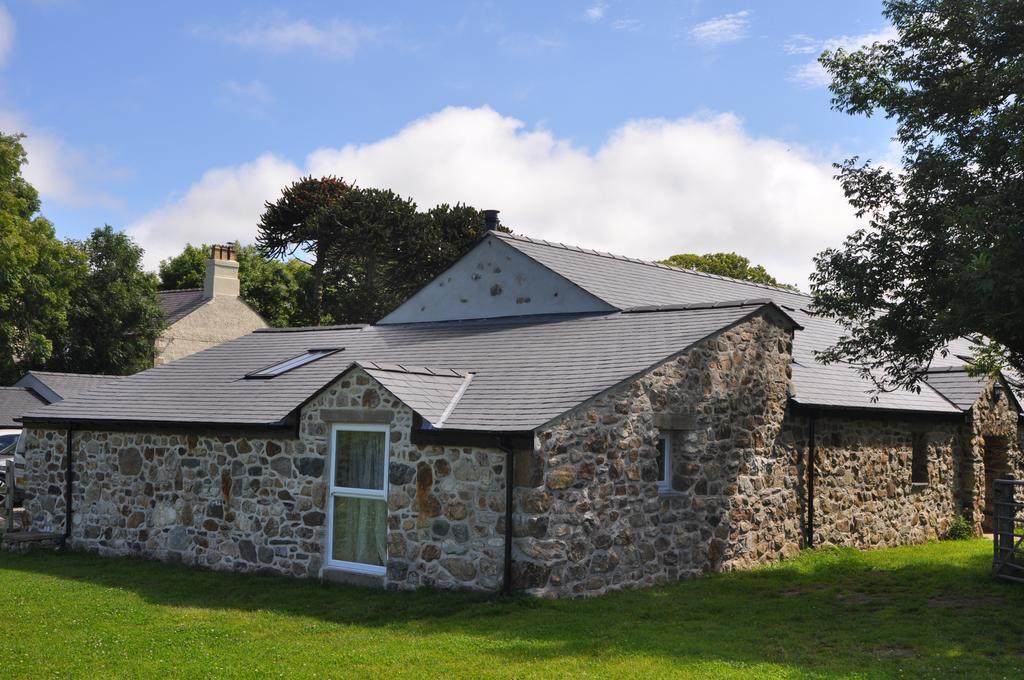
[993,479,1024,582]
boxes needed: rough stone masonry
[17,308,1020,597]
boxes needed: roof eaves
[254,324,369,333]
[788,400,965,418]
[17,415,294,431]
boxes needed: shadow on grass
[2,540,1023,676]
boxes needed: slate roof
[158,289,208,325]
[21,301,792,431]
[494,232,811,310]
[493,232,963,415]
[0,387,47,428]
[17,370,123,403]
[362,365,470,427]
[923,367,991,411]
[19,230,994,430]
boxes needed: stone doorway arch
[982,435,1012,533]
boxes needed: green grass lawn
[0,539,1020,679]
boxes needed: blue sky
[0,1,897,286]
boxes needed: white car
[0,428,25,505]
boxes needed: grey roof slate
[19,231,988,429]
[493,232,811,310]
[922,367,990,410]
[158,289,208,325]
[493,232,963,414]
[21,302,785,432]
[361,364,469,427]
[929,336,981,368]
[0,387,47,428]
[16,370,123,403]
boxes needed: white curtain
[332,430,386,566]
[332,497,386,566]
[334,430,385,489]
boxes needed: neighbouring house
[3,371,123,442]
[2,372,123,502]
[15,219,1022,597]
[14,371,123,405]
[0,388,47,444]
[156,245,267,365]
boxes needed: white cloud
[0,4,14,67]
[216,79,273,117]
[789,27,897,87]
[611,18,642,32]
[208,12,377,58]
[584,4,605,22]
[126,107,857,287]
[222,79,271,104]
[128,154,300,267]
[497,33,564,56]
[783,34,819,55]
[689,10,750,46]
[0,109,124,208]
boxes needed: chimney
[482,209,499,232]
[203,244,240,298]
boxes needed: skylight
[246,349,340,379]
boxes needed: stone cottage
[155,245,267,365]
[16,223,1022,597]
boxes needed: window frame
[657,432,672,493]
[325,422,390,576]
[245,348,341,379]
[911,431,929,487]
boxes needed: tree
[256,176,351,325]
[238,248,311,328]
[0,132,84,384]
[659,252,798,290]
[257,173,508,325]
[317,187,420,323]
[157,243,206,290]
[315,191,506,324]
[811,0,1024,391]
[48,226,165,375]
[158,243,310,327]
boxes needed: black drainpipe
[498,436,515,596]
[62,427,75,548]
[806,414,817,548]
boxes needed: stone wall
[155,296,267,365]
[513,309,799,597]
[301,369,508,591]
[961,380,1023,532]
[21,318,1018,598]
[20,426,327,577]
[777,414,962,548]
[20,367,508,591]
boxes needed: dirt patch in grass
[926,595,1006,610]
[872,646,916,658]
[837,592,877,606]
[778,584,830,597]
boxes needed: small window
[246,348,339,379]
[911,432,928,485]
[656,433,672,491]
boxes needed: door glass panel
[332,496,387,566]
[334,430,386,490]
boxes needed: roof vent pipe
[482,209,499,232]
